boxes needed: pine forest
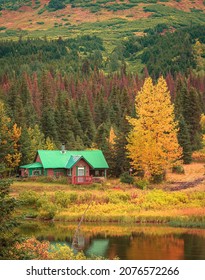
[0,0,205,262]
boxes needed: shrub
[172,165,185,174]
[55,191,70,208]
[120,172,134,184]
[38,202,57,220]
[47,0,66,11]
[49,244,87,260]
[15,238,50,260]
[134,179,149,190]
[18,191,40,206]
[36,194,49,208]
[54,191,78,208]
[108,192,130,204]
[0,26,6,31]
[150,172,166,183]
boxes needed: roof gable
[36,150,109,169]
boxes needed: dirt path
[166,176,205,191]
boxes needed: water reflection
[18,221,205,260]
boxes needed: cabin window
[77,167,85,176]
[90,169,105,177]
[32,170,41,176]
[67,169,71,176]
[54,169,65,177]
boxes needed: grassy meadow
[11,162,205,228]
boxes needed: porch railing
[73,176,93,185]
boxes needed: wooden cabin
[20,149,109,184]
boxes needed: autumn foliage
[127,77,182,179]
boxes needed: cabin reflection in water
[21,223,205,260]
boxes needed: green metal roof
[32,150,109,169]
[20,162,43,169]
[66,155,83,169]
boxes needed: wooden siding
[36,155,42,163]
[71,159,90,177]
[47,169,54,176]
[71,159,91,184]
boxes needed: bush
[54,191,78,208]
[47,0,66,11]
[150,172,166,183]
[55,191,70,208]
[120,172,134,184]
[38,202,57,220]
[36,194,49,208]
[108,192,130,204]
[18,191,40,206]
[134,179,149,190]
[49,244,87,260]
[172,165,185,174]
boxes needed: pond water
[18,221,205,260]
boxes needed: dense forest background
[0,1,205,177]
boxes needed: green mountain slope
[0,1,204,73]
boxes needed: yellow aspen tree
[126,77,182,179]
[0,102,21,172]
[5,124,22,169]
[44,137,56,150]
[108,126,116,147]
[200,114,205,133]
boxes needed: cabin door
[77,167,85,183]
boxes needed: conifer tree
[94,123,109,152]
[174,81,192,163]
[41,107,57,141]
[94,91,110,127]
[106,126,117,176]
[114,114,131,177]
[177,116,192,164]
[27,125,45,162]
[81,96,96,146]
[188,87,203,150]
[19,126,32,165]
[175,79,203,151]
[18,75,36,127]
[55,92,71,145]
[74,135,85,150]
[127,77,182,180]
[0,178,17,259]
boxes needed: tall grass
[15,187,205,227]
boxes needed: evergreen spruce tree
[114,114,131,177]
[13,95,26,127]
[188,87,203,150]
[175,80,203,152]
[19,127,32,165]
[177,116,192,164]
[80,96,96,147]
[41,107,57,141]
[0,178,17,260]
[74,135,85,150]
[55,92,71,146]
[94,91,110,127]
[27,125,46,162]
[174,81,193,163]
[18,76,36,127]
[94,123,109,151]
